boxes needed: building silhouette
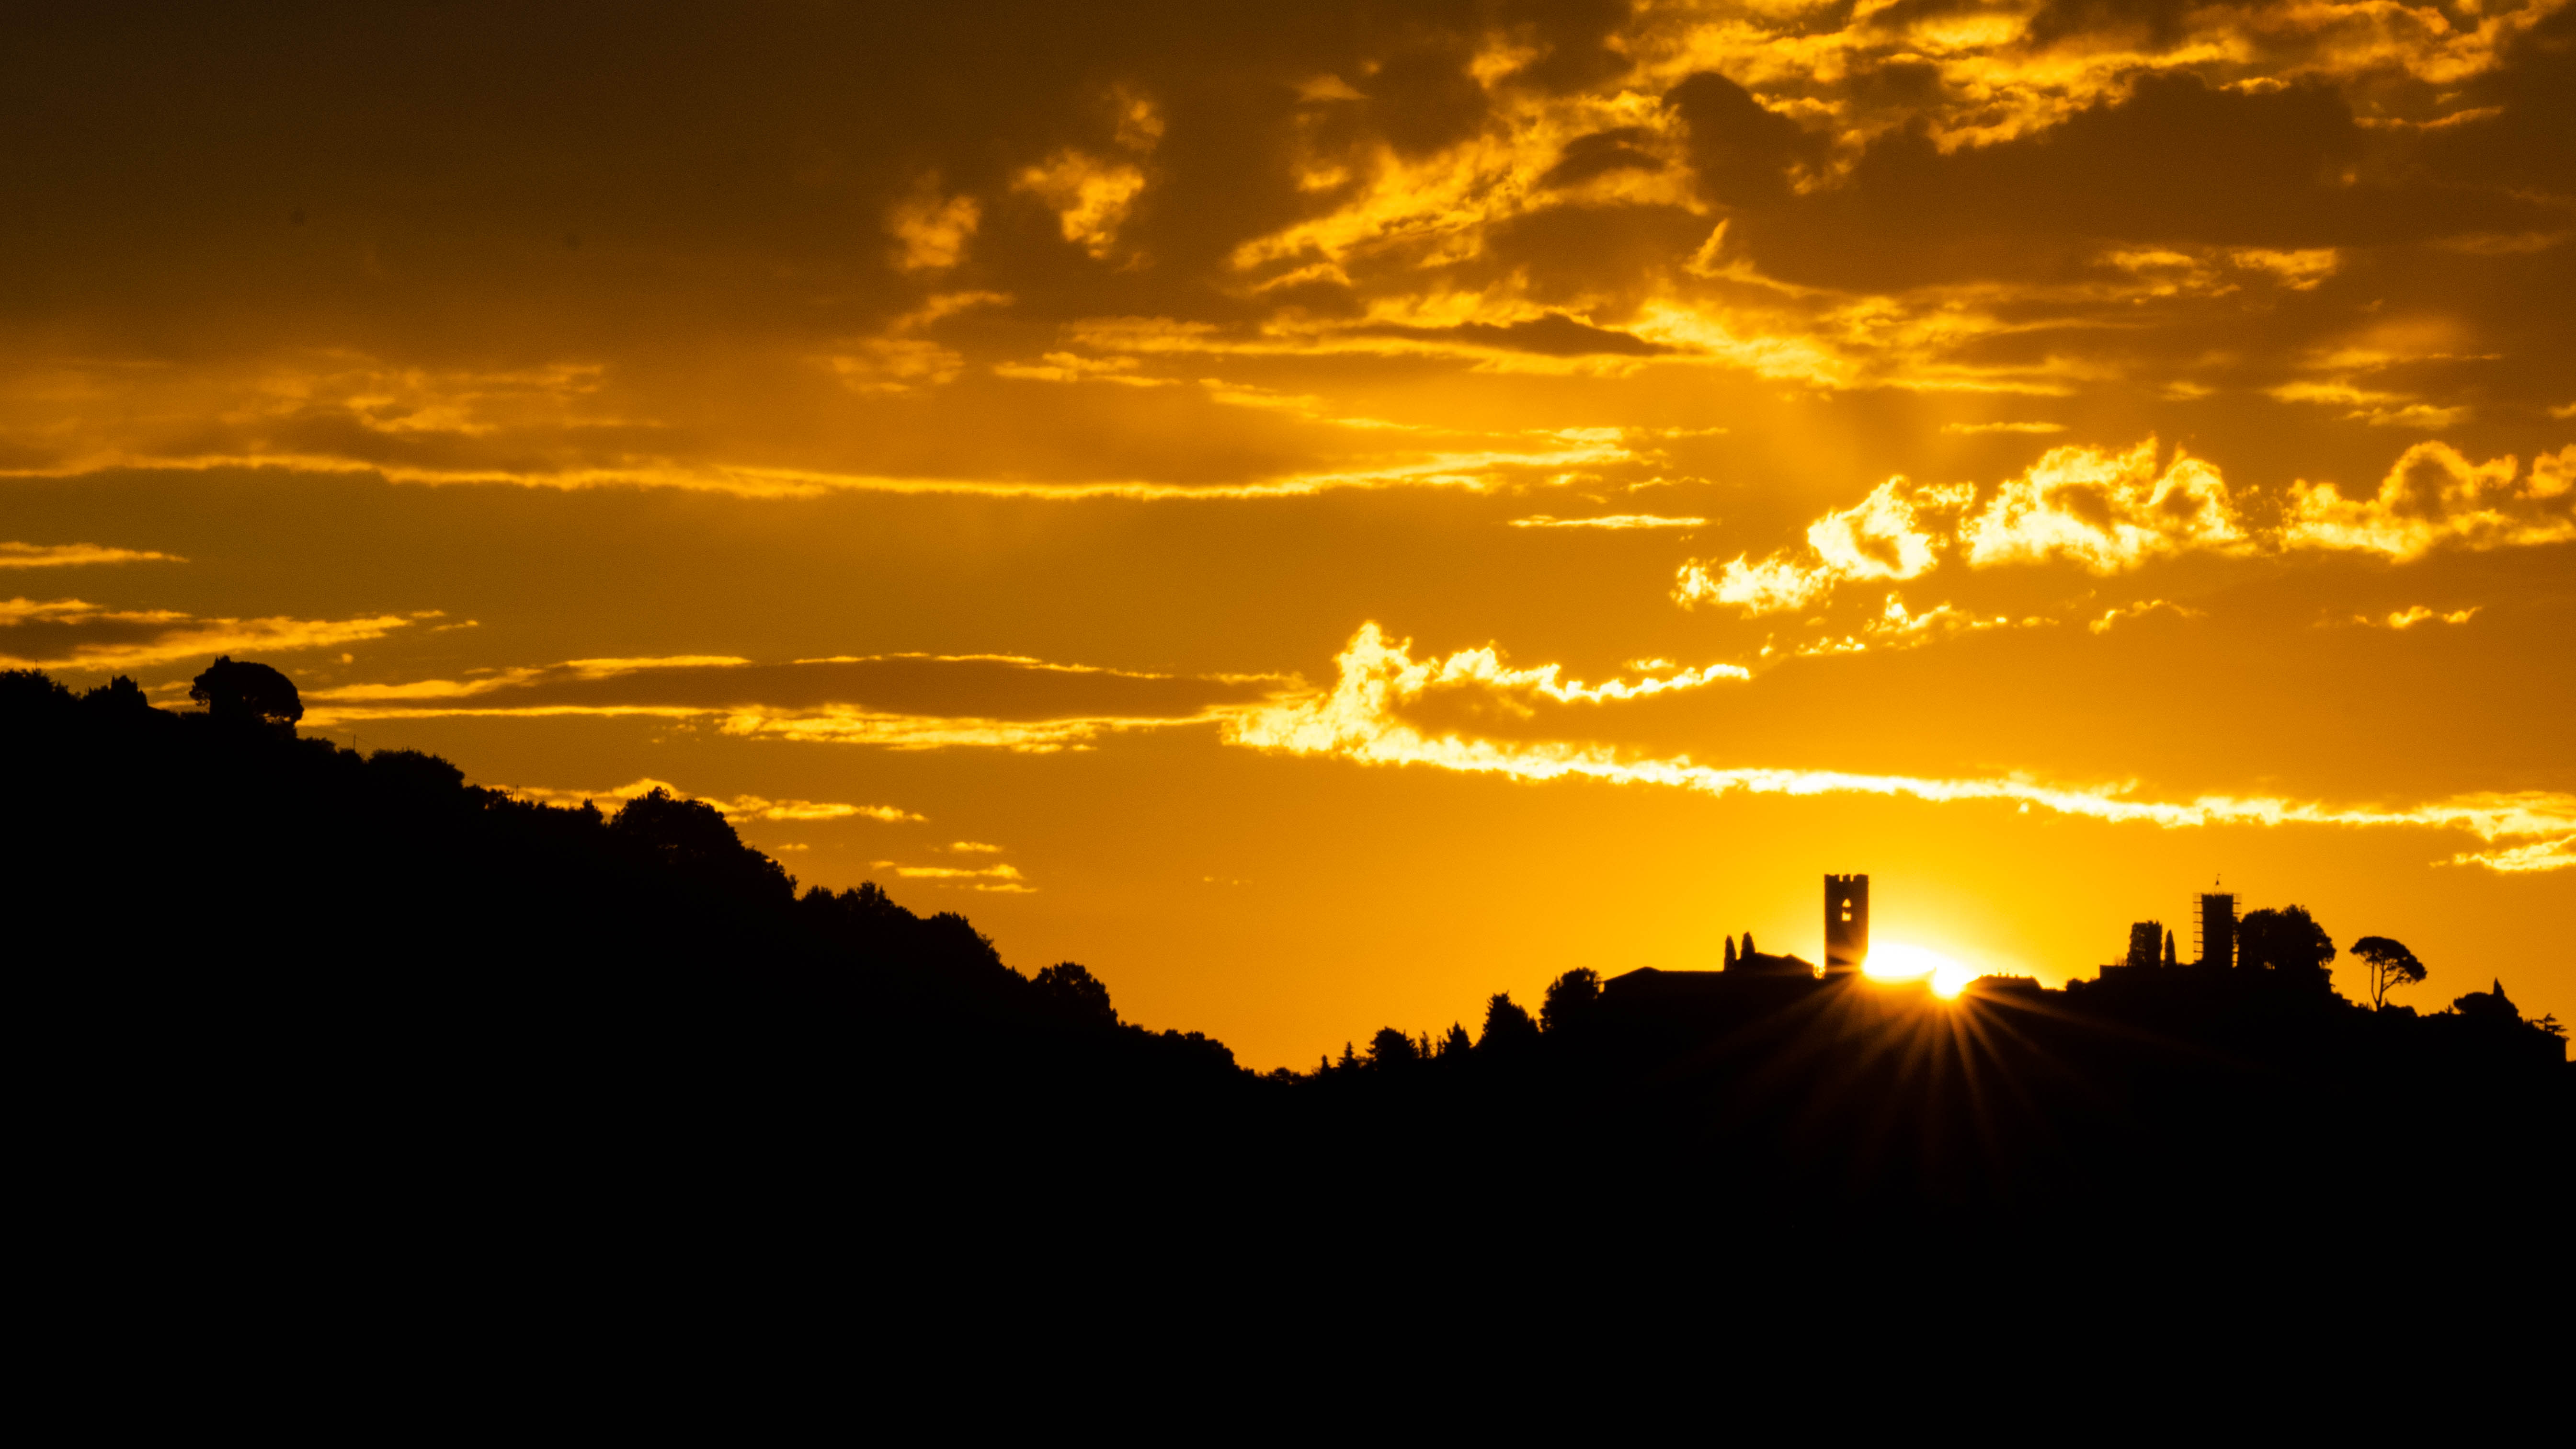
[2126,920,2162,970]
[2195,892,2236,969]
[1825,874,1868,976]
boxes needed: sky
[6,0,2571,1065]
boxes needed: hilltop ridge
[6,665,2565,1263]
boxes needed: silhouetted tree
[189,657,302,729]
[2163,928,2177,967]
[82,675,149,712]
[1437,1023,1472,1059]
[2237,905,2335,986]
[610,787,795,901]
[1032,961,1117,1028]
[1367,1027,1418,1067]
[1724,936,1737,969]
[2350,936,2427,1009]
[1541,968,1601,1032]
[1480,992,1539,1051]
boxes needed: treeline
[3,665,1240,1105]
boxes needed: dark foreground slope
[7,669,2567,1320]
[4,673,1254,1260]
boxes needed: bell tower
[1825,874,1869,976]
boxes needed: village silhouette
[8,658,2565,1285]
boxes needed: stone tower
[2196,892,2236,969]
[1824,874,1869,975]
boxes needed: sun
[1862,940,1980,999]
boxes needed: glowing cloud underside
[1223,625,2576,873]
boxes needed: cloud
[0,597,413,673]
[1225,625,2576,873]
[876,860,1035,893]
[0,542,184,570]
[2354,605,2481,630]
[1684,436,2573,620]
[2089,599,2205,635]
[1354,628,1749,715]
[2451,836,2576,873]
[2283,443,2576,559]
[494,777,924,823]
[889,183,981,272]
[1509,513,1708,530]
[1960,439,2248,572]
[1676,477,1970,616]
[3,3,2569,503]
[304,650,1289,751]
[1014,150,1148,259]
[1941,422,2065,436]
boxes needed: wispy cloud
[874,859,1034,893]
[2089,599,2205,635]
[1226,625,2576,873]
[0,597,415,672]
[305,650,1292,752]
[1509,513,1708,530]
[495,777,924,823]
[2352,605,2480,630]
[0,542,184,570]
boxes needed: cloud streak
[494,777,925,824]
[1226,625,2576,873]
[0,597,415,673]
[0,543,184,570]
[305,650,1290,752]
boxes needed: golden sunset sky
[7,1,2571,1063]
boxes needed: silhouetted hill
[5,669,1249,1232]
[7,666,2566,1316]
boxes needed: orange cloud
[493,777,924,824]
[2354,605,2481,630]
[304,650,1290,752]
[1676,476,1972,615]
[1960,440,2247,572]
[1229,625,2576,872]
[0,597,414,673]
[0,543,184,570]
[2283,443,2576,559]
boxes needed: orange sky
[6,1,2572,1064]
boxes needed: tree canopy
[1480,992,1539,1051]
[2350,936,2427,1009]
[1032,961,1118,1029]
[189,656,301,728]
[2238,904,2336,985]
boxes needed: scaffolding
[2193,892,2237,968]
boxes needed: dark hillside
[6,665,2566,1315]
[4,670,1251,1260]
